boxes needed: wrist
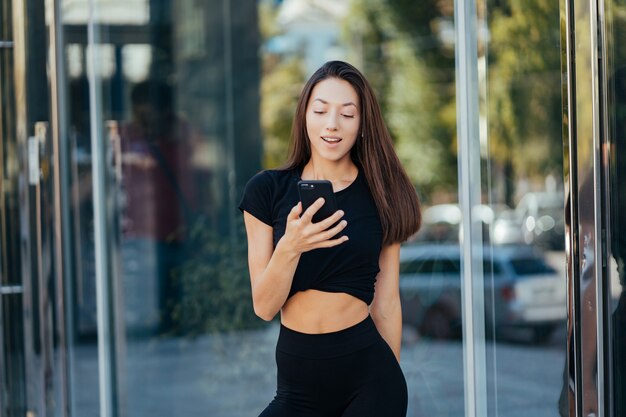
[275,238,301,261]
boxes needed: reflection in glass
[606,7,626,413]
[480,1,567,416]
[56,0,569,415]
[1,0,28,414]
[119,79,198,334]
[62,2,101,415]
[62,0,268,415]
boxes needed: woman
[239,60,421,417]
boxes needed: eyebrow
[313,98,358,108]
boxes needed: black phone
[297,180,339,224]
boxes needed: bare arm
[243,198,348,321]
[370,243,403,361]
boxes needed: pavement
[69,321,567,417]
[68,250,569,417]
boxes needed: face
[305,77,361,164]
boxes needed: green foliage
[386,39,455,193]
[342,0,396,115]
[168,220,263,336]
[258,0,281,40]
[342,0,458,200]
[261,57,305,168]
[257,0,563,204]
[487,0,563,190]
[258,0,307,168]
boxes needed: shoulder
[241,167,298,206]
[244,168,296,191]
[240,168,298,226]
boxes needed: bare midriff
[280,290,369,334]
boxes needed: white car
[399,244,566,342]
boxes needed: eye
[342,114,355,118]
[313,110,326,114]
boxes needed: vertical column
[0,7,11,415]
[564,0,608,414]
[222,0,237,247]
[596,0,626,414]
[45,0,70,415]
[561,0,583,413]
[590,0,608,409]
[12,0,49,416]
[454,0,487,416]
[86,2,118,417]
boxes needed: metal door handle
[27,122,48,186]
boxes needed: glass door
[563,0,626,415]
[1,0,68,416]
[3,0,576,416]
[58,0,571,415]
[0,2,27,415]
[600,0,626,414]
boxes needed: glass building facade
[0,0,621,416]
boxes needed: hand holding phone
[280,181,348,253]
[297,180,339,224]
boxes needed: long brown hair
[283,60,421,245]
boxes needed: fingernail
[341,220,347,226]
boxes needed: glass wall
[603,0,626,415]
[53,0,569,416]
[0,0,27,414]
[60,0,263,415]
[480,2,567,416]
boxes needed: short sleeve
[238,171,274,226]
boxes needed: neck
[302,158,357,182]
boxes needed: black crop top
[238,167,383,304]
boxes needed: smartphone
[297,180,339,224]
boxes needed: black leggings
[259,316,408,417]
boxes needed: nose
[325,112,339,131]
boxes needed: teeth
[322,137,341,143]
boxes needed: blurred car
[399,244,566,342]
[515,191,565,250]
[412,204,461,243]
[413,203,512,244]
[492,209,525,245]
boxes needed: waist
[277,315,379,359]
[281,290,369,334]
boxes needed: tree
[258,0,307,168]
[488,0,563,204]
[342,0,459,200]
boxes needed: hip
[272,316,407,412]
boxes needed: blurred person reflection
[119,79,200,334]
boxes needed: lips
[322,136,342,143]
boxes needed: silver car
[399,244,566,343]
